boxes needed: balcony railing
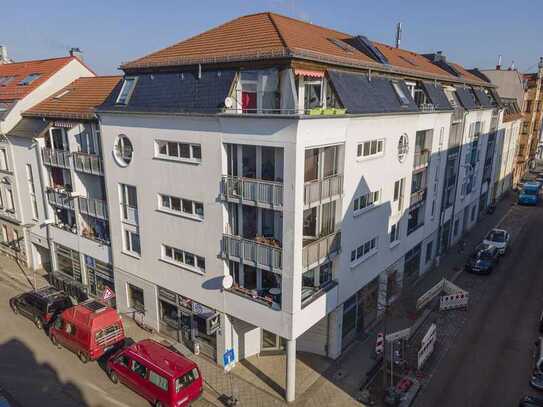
[302,231,341,269]
[42,148,71,169]
[304,174,343,207]
[121,203,138,225]
[410,188,427,207]
[46,190,74,210]
[221,176,283,209]
[418,103,435,112]
[73,152,103,176]
[413,150,430,169]
[79,196,108,220]
[227,285,281,310]
[221,234,282,272]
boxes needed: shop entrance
[261,329,285,354]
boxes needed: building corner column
[286,337,296,402]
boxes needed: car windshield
[472,245,492,260]
[487,231,506,243]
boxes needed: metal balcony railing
[46,189,74,210]
[221,176,283,209]
[304,174,343,207]
[120,203,138,225]
[221,234,282,272]
[418,103,435,112]
[73,152,103,176]
[42,148,71,169]
[413,150,430,169]
[410,188,427,207]
[302,231,341,269]
[79,196,108,220]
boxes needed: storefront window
[85,255,114,300]
[55,244,82,282]
[128,284,144,311]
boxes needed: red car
[49,300,125,363]
[107,339,203,407]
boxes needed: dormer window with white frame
[116,77,137,105]
[392,81,410,106]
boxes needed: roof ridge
[267,12,289,49]
[1,56,73,67]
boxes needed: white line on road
[82,382,135,407]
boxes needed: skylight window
[392,82,410,105]
[0,76,14,86]
[19,73,41,86]
[54,90,71,99]
[116,77,137,105]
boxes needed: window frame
[353,189,381,215]
[350,236,379,267]
[392,82,410,105]
[123,228,141,256]
[155,140,202,164]
[356,138,385,160]
[158,194,204,221]
[115,77,137,105]
[161,244,206,274]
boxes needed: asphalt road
[417,203,543,407]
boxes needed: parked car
[9,286,73,329]
[520,395,543,406]
[539,311,543,333]
[107,339,203,407]
[482,228,511,255]
[49,300,125,363]
[535,337,543,372]
[531,373,543,391]
[464,243,499,274]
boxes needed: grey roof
[473,88,493,108]
[328,70,418,114]
[421,82,452,110]
[99,69,236,114]
[479,69,525,109]
[454,86,478,110]
[8,117,50,139]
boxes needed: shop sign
[192,301,214,318]
[206,313,221,335]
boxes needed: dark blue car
[465,243,499,274]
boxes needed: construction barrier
[440,292,469,310]
[417,323,437,370]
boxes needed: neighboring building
[9,76,121,301]
[0,46,12,64]
[0,56,94,263]
[96,13,503,401]
[479,67,524,198]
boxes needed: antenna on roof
[395,22,402,48]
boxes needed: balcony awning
[7,117,50,139]
[294,69,324,78]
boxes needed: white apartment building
[0,56,94,265]
[94,13,506,401]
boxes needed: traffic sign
[101,286,115,301]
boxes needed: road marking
[82,382,135,407]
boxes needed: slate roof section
[0,57,89,101]
[420,82,452,111]
[473,88,493,108]
[25,76,121,120]
[7,117,50,139]
[327,70,418,114]
[454,86,478,110]
[120,12,489,87]
[99,70,236,114]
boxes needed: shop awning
[294,69,325,78]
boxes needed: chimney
[510,60,516,70]
[539,57,543,69]
[0,45,9,64]
[69,47,83,61]
[395,22,402,48]
[496,55,502,70]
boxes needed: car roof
[62,300,120,328]
[124,339,197,378]
[26,286,66,303]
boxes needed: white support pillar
[286,338,296,402]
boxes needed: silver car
[483,228,510,255]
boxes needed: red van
[49,300,125,363]
[107,339,203,407]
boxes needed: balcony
[302,231,341,269]
[73,152,103,176]
[413,150,430,169]
[227,285,281,310]
[79,196,108,220]
[410,187,427,207]
[418,103,435,112]
[221,234,282,272]
[47,189,74,210]
[304,174,343,208]
[220,176,283,209]
[42,148,71,169]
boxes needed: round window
[114,135,133,166]
[398,133,409,163]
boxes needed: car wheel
[34,316,43,330]
[155,401,163,407]
[108,370,119,384]
[78,351,89,364]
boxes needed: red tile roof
[121,12,488,86]
[0,57,85,101]
[24,76,122,120]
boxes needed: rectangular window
[124,229,141,255]
[149,370,168,391]
[155,140,202,163]
[120,184,138,224]
[393,178,405,212]
[356,139,385,159]
[353,190,381,214]
[26,164,39,219]
[162,244,205,273]
[5,185,14,212]
[392,82,410,105]
[0,149,8,171]
[390,222,400,244]
[158,194,204,220]
[350,237,379,265]
[116,77,137,105]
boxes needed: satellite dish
[224,97,234,109]
[222,275,233,289]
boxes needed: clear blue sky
[3,0,542,75]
